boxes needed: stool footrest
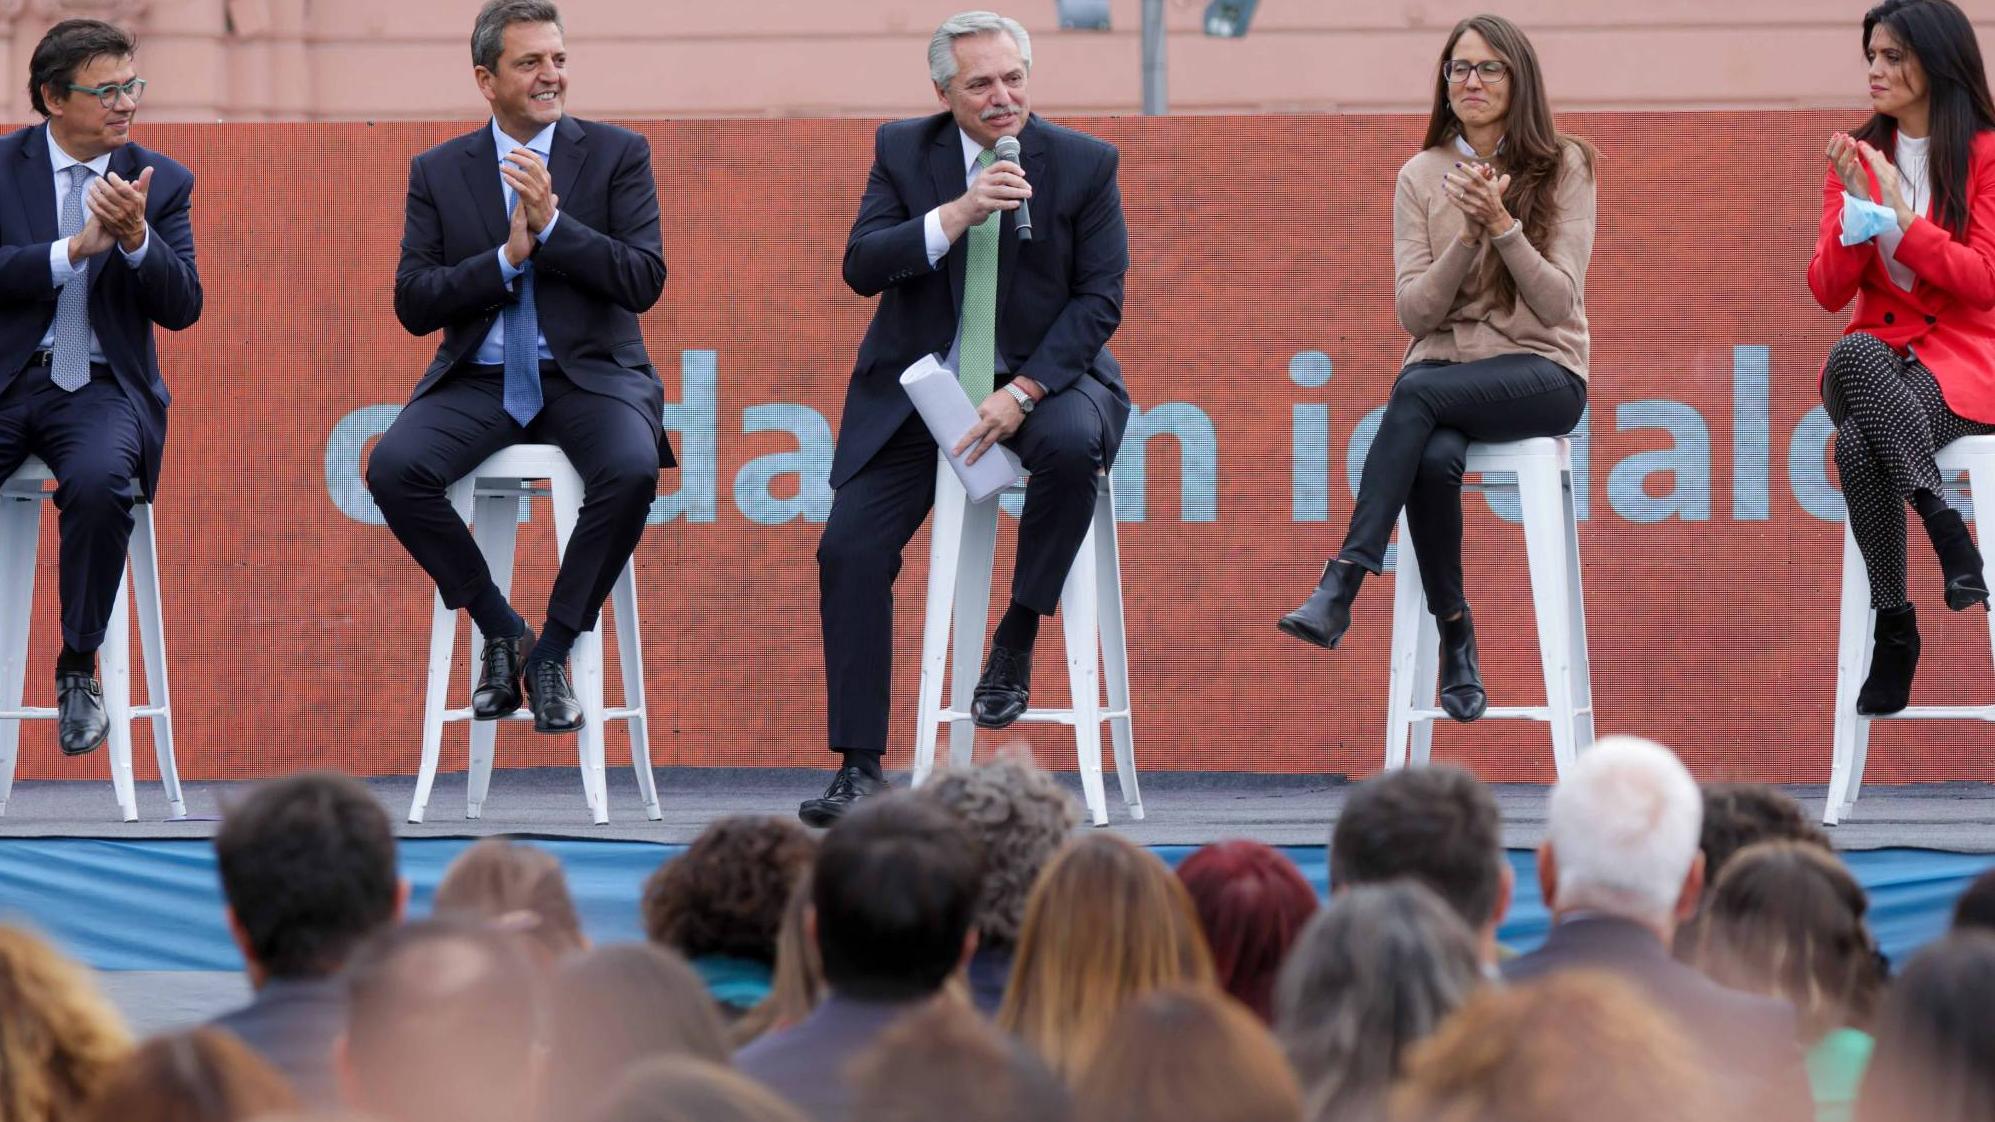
[0,707,59,720]
[1865,705,1995,721]
[930,708,1130,725]
[1406,705,1555,722]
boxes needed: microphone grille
[993,135,1020,161]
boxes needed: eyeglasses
[66,77,146,108]
[1442,60,1508,85]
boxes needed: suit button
[1928,315,1938,325]
[1884,312,1895,324]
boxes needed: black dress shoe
[1278,560,1366,650]
[55,671,109,757]
[525,658,584,733]
[1436,606,1488,723]
[1857,603,1920,716]
[798,765,888,828]
[471,626,534,720]
[1924,508,1991,611]
[972,645,1033,729]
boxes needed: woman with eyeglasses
[1279,14,1595,723]
[1810,0,1995,716]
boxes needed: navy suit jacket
[0,123,202,498]
[392,115,674,466]
[833,112,1130,489]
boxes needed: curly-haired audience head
[850,999,1072,1122]
[1330,765,1511,963]
[0,925,131,1122]
[918,755,1080,950]
[538,944,731,1122]
[1075,987,1301,1122]
[1176,840,1318,1021]
[1853,931,1995,1122]
[641,816,815,975]
[1274,881,1481,1122]
[1950,865,1995,933]
[81,1028,296,1122]
[812,793,984,1003]
[998,833,1216,1080]
[1542,735,1703,934]
[1697,784,1833,884]
[580,1057,809,1122]
[434,837,587,967]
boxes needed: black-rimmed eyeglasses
[1442,60,1508,85]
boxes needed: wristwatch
[1004,382,1036,414]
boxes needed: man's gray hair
[1547,734,1704,924]
[472,0,562,73]
[916,754,1078,948]
[928,11,1032,88]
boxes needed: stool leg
[611,558,661,820]
[1386,513,1426,770]
[1517,458,1579,778]
[0,495,42,815]
[1827,521,1870,826]
[550,466,608,824]
[1061,517,1110,827]
[914,461,966,787]
[100,567,138,822]
[1561,468,1596,754]
[951,496,1001,772]
[1971,462,1995,679]
[1094,487,1142,818]
[127,504,184,818]
[465,487,520,820]
[1410,609,1440,767]
[411,482,474,825]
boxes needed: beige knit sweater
[1392,140,1596,379]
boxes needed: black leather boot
[1436,605,1488,722]
[1278,560,1365,650]
[1923,507,1990,611]
[1857,603,1920,716]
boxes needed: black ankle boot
[1436,605,1488,722]
[1857,603,1920,716]
[1923,507,1990,611]
[1278,561,1365,650]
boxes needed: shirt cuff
[497,244,523,282]
[119,226,151,266]
[48,240,78,287]
[923,207,949,269]
[537,209,560,244]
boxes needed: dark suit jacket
[1503,916,1813,1122]
[209,974,347,1107]
[833,111,1130,489]
[734,993,924,1122]
[0,123,203,498]
[392,115,674,466]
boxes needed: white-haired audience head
[1540,735,1704,936]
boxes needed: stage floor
[4,768,1994,851]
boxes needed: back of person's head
[1853,931,1995,1122]
[1544,735,1702,927]
[849,999,1072,1122]
[1693,841,1882,1041]
[580,1056,808,1122]
[0,925,131,1122]
[1388,971,1718,1122]
[341,917,540,1122]
[1329,766,1509,938]
[213,772,400,981]
[917,754,1080,952]
[1273,882,1481,1122]
[434,837,586,965]
[81,1028,296,1122]
[642,816,814,970]
[539,944,730,1122]
[732,876,822,1046]
[1176,840,1319,1021]
[1697,784,1833,884]
[812,793,984,1002]
[1950,866,1995,933]
[1075,987,1302,1122]
[998,833,1216,1080]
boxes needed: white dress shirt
[1877,134,1930,294]
[40,128,151,361]
[920,127,1012,379]
[472,118,562,366]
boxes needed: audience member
[434,836,588,967]
[0,925,131,1122]
[848,999,1072,1122]
[1693,842,1884,1122]
[917,755,1080,1012]
[1074,987,1302,1122]
[540,944,732,1122]
[339,918,540,1122]
[1329,765,1512,966]
[1176,839,1319,1021]
[642,816,815,1018]
[208,772,404,1107]
[1504,735,1811,1122]
[998,833,1216,1081]
[1949,865,1995,933]
[80,1028,297,1122]
[1852,932,1995,1122]
[1675,783,1834,958]
[582,1057,809,1122]
[732,877,823,1046]
[1388,971,1718,1122]
[734,794,983,1122]
[1274,882,1481,1122]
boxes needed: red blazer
[1809,129,1995,423]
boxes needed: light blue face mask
[1841,192,1901,245]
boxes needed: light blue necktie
[52,164,94,393]
[501,246,542,427]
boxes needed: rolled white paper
[899,354,1026,503]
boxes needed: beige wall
[0,0,1987,125]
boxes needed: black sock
[993,600,1042,652]
[1913,489,1950,521]
[468,584,525,639]
[55,643,95,677]
[530,619,579,665]
[841,749,884,780]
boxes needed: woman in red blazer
[1809,0,1995,714]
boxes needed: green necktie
[958,148,1000,402]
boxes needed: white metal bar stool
[407,444,660,826]
[0,457,186,821]
[1826,435,1995,826]
[909,457,1141,826]
[1384,437,1595,777]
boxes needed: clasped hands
[502,148,561,268]
[67,166,153,263]
[1444,161,1515,245]
[1828,132,1916,232]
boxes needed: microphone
[993,134,1032,242]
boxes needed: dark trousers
[818,390,1108,753]
[1339,354,1586,615]
[366,365,660,634]
[0,365,143,653]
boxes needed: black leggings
[1338,354,1587,615]
[1822,332,1995,609]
